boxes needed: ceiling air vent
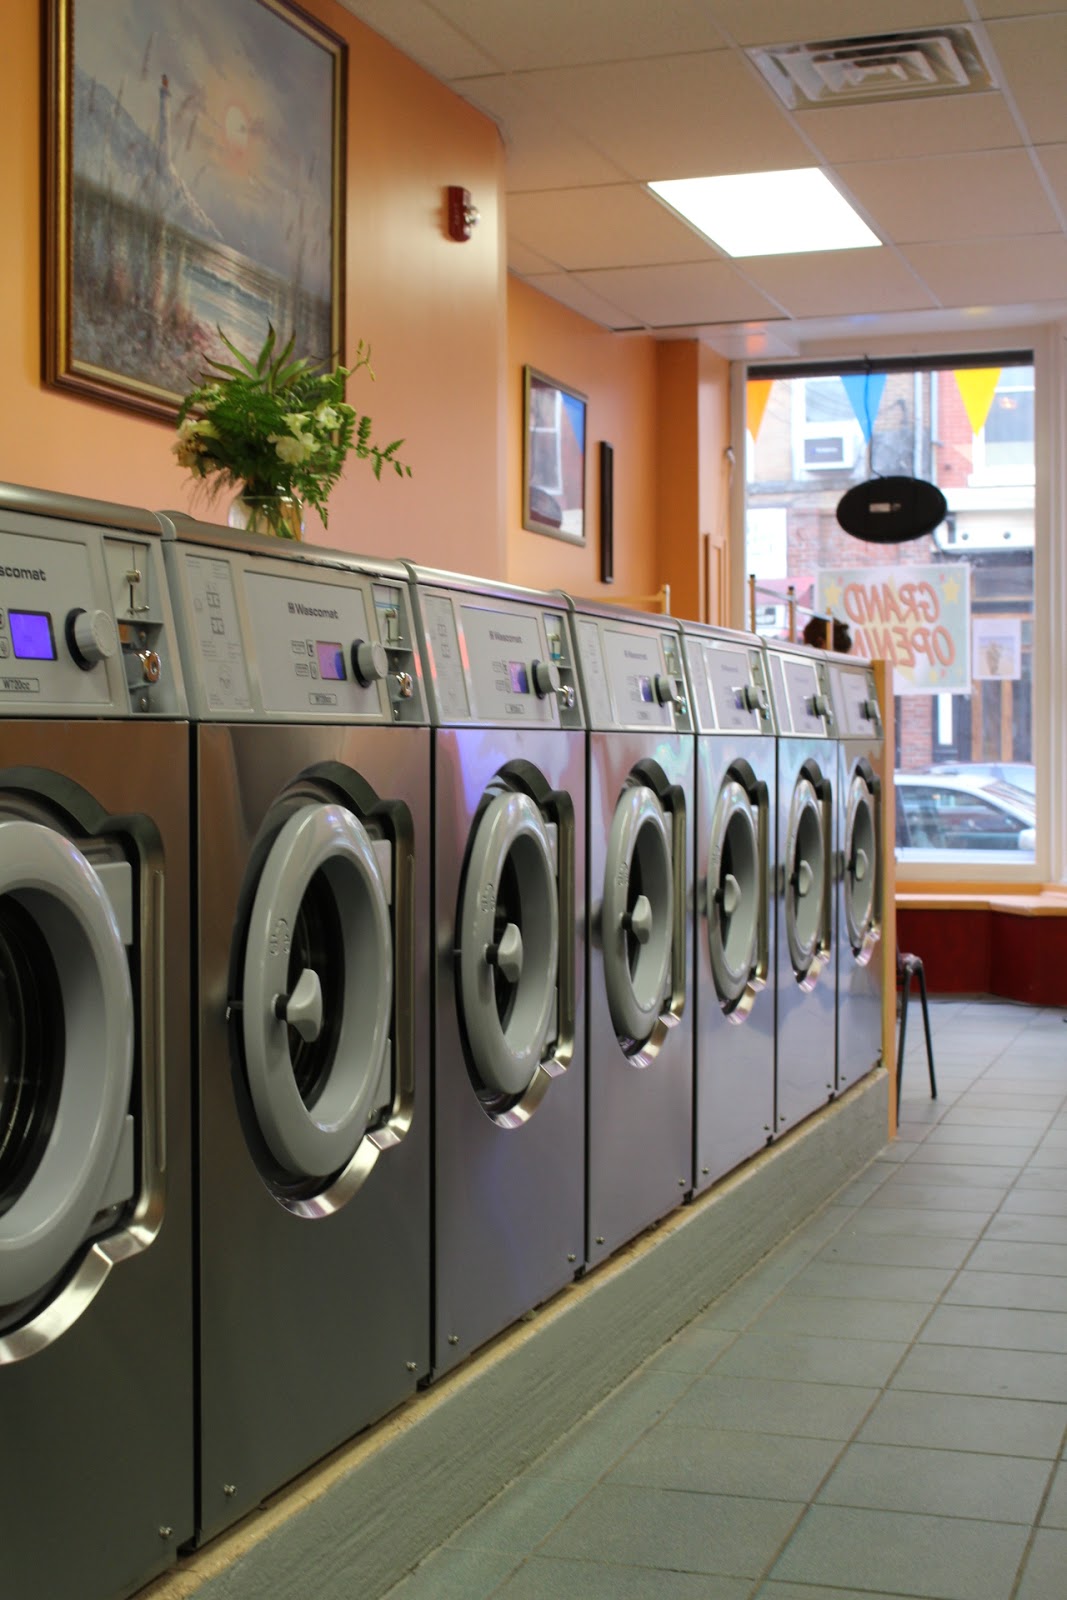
[750,26,995,111]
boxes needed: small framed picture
[523,366,587,545]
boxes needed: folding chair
[896,947,937,1103]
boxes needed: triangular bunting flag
[746,379,772,440]
[954,368,1002,436]
[841,372,887,442]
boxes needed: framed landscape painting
[46,0,346,419]
[523,366,587,545]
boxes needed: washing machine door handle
[718,873,741,918]
[486,922,524,984]
[622,893,653,945]
[274,967,324,1043]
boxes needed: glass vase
[227,491,306,541]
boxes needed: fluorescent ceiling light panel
[648,169,881,257]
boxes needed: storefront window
[745,357,1036,867]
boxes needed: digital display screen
[316,641,347,681]
[10,610,56,661]
[637,675,654,704]
[508,660,529,694]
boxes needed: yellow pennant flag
[747,378,773,440]
[954,368,1001,437]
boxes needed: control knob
[861,697,881,723]
[654,674,681,706]
[741,684,767,714]
[811,692,834,722]
[351,638,387,687]
[66,608,117,671]
[532,659,561,699]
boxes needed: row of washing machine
[0,486,882,1600]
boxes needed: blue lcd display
[508,661,529,694]
[10,611,56,661]
[638,675,654,703]
[315,641,347,681]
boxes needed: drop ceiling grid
[339,0,1067,341]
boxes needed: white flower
[270,431,313,465]
[316,405,341,431]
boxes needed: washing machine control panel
[765,648,835,738]
[415,587,582,727]
[170,547,426,723]
[0,516,185,716]
[574,617,691,733]
[682,633,772,736]
[831,661,883,740]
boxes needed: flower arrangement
[173,327,410,538]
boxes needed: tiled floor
[385,1000,1067,1600]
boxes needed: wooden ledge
[897,888,1067,917]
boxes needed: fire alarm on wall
[446,186,479,241]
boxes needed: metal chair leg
[915,960,937,1099]
[896,964,912,1107]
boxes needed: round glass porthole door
[707,779,760,1009]
[785,777,826,978]
[844,771,877,953]
[241,803,392,1183]
[458,790,559,1102]
[0,819,133,1314]
[602,785,673,1049]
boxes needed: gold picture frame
[522,365,587,545]
[45,0,346,420]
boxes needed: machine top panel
[164,537,426,726]
[0,498,186,718]
[409,581,584,730]
[679,625,774,737]
[763,642,835,739]
[156,511,412,585]
[831,659,883,741]
[571,610,691,733]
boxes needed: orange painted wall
[507,276,658,601]
[1,0,507,573]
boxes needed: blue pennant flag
[841,372,887,442]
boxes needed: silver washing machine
[406,568,585,1375]
[680,621,777,1190]
[829,656,884,1092]
[763,640,837,1134]
[160,515,430,1541]
[566,598,693,1265]
[0,485,192,1599]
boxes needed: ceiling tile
[508,238,563,275]
[1035,144,1067,220]
[527,52,812,180]
[573,261,782,327]
[452,75,629,189]
[687,323,801,359]
[739,248,937,317]
[838,149,1061,243]
[901,235,1067,306]
[508,186,718,271]
[336,0,497,78]
[429,0,726,71]
[974,1,1065,16]
[795,93,1023,164]
[987,17,1067,143]
[703,0,970,48]
[517,272,643,329]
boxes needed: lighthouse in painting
[156,73,172,175]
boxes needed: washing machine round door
[0,820,133,1310]
[785,776,826,978]
[459,790,559,1100]
[708,778,760,1008]
[602,785,673,1047]
[844,770,877,953]
[242,802,392,1182]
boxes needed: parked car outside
[926,761,1034,798]
[895,772,1036,861]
